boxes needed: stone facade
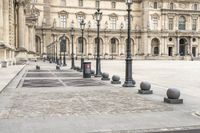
[32,0,200,60]
[1,0,200,64]
[0,0,38,67]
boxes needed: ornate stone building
[0,0,38,67]
[32,0,200,60]
[1,0,200,66]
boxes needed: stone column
[176,36,179,55]
[3,0,9,45]
[43,34,47,54]
[18,2,26,50]
[0,0,3,42]
[135,37,139,55]
[32,26,36,53]
[189,37,192,55]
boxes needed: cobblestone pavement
[0,61,171,119]
[0,61,200,133]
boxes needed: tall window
[170,3,173,10]
[111,1,116,9]
[96,0,100,8]
[77,16,84,28]
[60,15,66,28]
[194,4,198,10]
[111,38,117,53]
[60,0,66,6]
[78,37,83,53]
[192,19,197,31]
[154,2,158,9]
[110,18,117,30]
[169,18,173,30]
[79,0,83,7]
[152,17,158,30]
[125,17,128,29]
[179,16,186,30]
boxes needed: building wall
[0,0,38,67]
[33,0,200,60]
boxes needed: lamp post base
[123,80,136,87]
[95,74,102,77]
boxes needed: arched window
[170,3,173,10]
[154,2,158,9]
[179,16,186,30]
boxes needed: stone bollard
[56,65,60,70]
[138,81,153,94]
[101,72,110,81]
[36,65,40,70]
[91,70,95,76]
[164,88,183,104]
[1,61,7,68]
[111,75,121,84]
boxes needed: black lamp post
[70,20,75,69]
[123,0,135,87]
[60,44,62,65]
[95,8,102,77]
[80,19,85,72]
[62,35,66,66]
[55,36,58,65]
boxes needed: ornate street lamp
[62,35,67,66]
[80,19,85,72]
[70,20,75,69]
[60,34,67,66]
[123,0,136,87]
[55,36,59,65]
[94,7,102,77]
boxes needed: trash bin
[1,61,7,68]
[83,62,91,78]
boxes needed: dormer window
[111,1,116,9]
[96,0,100,8]
[194,4,198,10]
[60,0,66,6]
[154,2,158,9]
[79,0,83,7]
[170,3,173,10]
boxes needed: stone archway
[151,38,160,56]
[94,37,103,56]
[59,36,70,55]
[77,37,87,55]
[179,38,188,56]
[35,36,41,55]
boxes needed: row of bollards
[36,63,183,105]
[99,72,183,104]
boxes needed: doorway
[179,38,188,56]
[192,47,196,57]
[168,47,173,56]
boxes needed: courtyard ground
[0,60,200,133]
